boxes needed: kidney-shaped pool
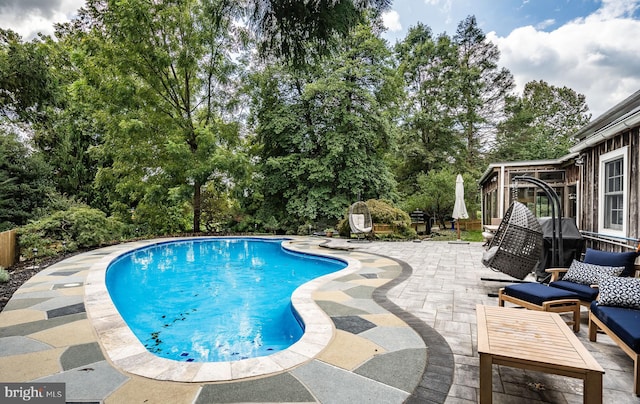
[106,238,347,363]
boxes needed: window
[510,172,533,182]
[599,147,628,235]
[539,171,565,182]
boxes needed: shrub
[0,267,9,283]
[340,199,416,239]
[338,218,350,237]
[17,206,128,259]
[367,199,411,226]
[130,202,191,236]
[297,223,314,236]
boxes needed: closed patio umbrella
[451,174,469,243]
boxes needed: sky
[1,0,639,118]
[381,0,640,118]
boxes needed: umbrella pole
[449,218,469,244]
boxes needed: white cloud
[535,19,555,30]
[588,0,640,21]
[424,0,453,24]
[382,10,403,32]
[488,3,640,118]
[424,0,452,11]
[0,0,85,40]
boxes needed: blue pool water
[106,238,346,363]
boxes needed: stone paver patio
[0,237,638,403]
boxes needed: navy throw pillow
[598,277,640,309]
[584,248,639,277]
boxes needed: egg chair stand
[481,176,564,284]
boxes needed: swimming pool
[105,238,347,363]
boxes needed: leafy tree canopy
[249,17,401,230]
[0,130,54,231]
[453,15,514,171]
[402,168,478,228]
[0,29,59,124]
[394,23,461,192]
[250,0,392,67]
[73,0,247,233]
[492,80,591,161]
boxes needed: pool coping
[83,237,362,382]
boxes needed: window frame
[598,146,628,236]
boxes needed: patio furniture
[588,276,640,395]
[481,201,544,280]
[482,224,498,246]
[477,304,604,404]
[496,248,637,334]
[546,248,638,306]
[498,283,581,331]
[348,201,372,240]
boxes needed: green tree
[0,29,58,125]
[0,28,105,208]
[0,130,54,230]
[492,80,591,161]
[75,0,245,233]
[250,19,400,229]
[453,16,514,171]
[250,0,391,66]
[394,23,460,192]
[29,34,103,206]
[403,168,477,228]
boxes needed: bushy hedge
[17,206,128,259]
[339,199,416,239]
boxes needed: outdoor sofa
[534,248,640,395]
[546,248,638,306]
[589,275,640,395]
[499,249,637,322]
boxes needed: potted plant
[324,228,336,237]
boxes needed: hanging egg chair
[481,201,544,280]
[348,201,373,240]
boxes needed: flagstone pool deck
[0,237,638,403]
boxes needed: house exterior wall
[480,163,579,226]
[577,124,640,249]
[480,90,640,254]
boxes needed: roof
[570,90,640,152]
[479,154,578,184]
[480,89,640,184]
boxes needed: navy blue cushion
[504,283,580,306]
[584,248,639,278]
[549,280,599,302]
[591,301,640,353]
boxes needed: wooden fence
[460,219,482,231]
[0,229,17,268]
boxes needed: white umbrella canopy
[452,174,469,242]
[452,174,469,220]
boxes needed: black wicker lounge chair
[482,201,544,280]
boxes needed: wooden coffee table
[476,304,604,404]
